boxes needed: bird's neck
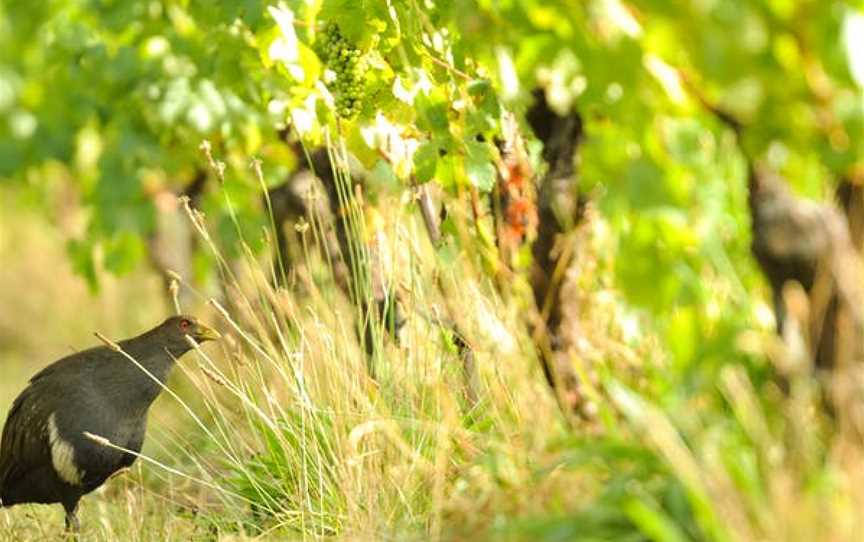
[121,340,181,379]
[110,338,184,409]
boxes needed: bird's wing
[0,384,52,496]
[27,345,108,384]
[0,348,106,493]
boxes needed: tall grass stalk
[46,141,864,541]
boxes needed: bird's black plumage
[0,315,219,531]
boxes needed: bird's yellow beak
[194,323,221,342]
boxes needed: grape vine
[314,23,367,119]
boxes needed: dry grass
[0,193,218,540]
[5,159,864,542]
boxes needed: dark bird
[0,315,219,532]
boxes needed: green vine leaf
[464,139,496,192]
[413,141,439,183]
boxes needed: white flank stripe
[47,413,82,486]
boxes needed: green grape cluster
[315,23,365,119]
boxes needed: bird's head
[158,315,221,353]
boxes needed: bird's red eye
[179,319,191,330]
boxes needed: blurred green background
[2,0,864,540]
